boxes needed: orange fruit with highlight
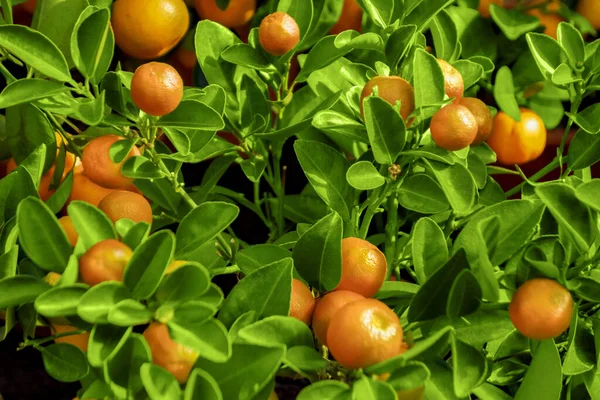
[509,278,573,340]
[195,0,256,28]
[111,0,190,60]
[486,108,547,165]
[143,322,199,383]
[360,76,415,124]
[458,97,493,146]
[437,59,464,102]
[58,216,79,247]
[334,237,387,298]
[82,135,141,190]
[67,173,117,208]
[53,324,90,352]
[430,104,478,151]
[577,0,600,29]
[330,0,362,34]
[131,62,184,117]
[79,239,133,287]
[98,190,153,225]
[290,279,315,325]
[327,298,404,369]
[311,290,364,346]
[259,12,301,56]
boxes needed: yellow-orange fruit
[81,135,141,189]
[98,190,153,225]
[458,97,493,146]
[67,173,117,208]
[131,62,184,117]
[79,239,133,287]
[334,237,387,298]
[430,104,478,151]
[360,76,415,123]
[54,325,90,352]
[290,279,315,325]
[437,59,464,102]
[195,0,256,28]
[259,12,301,56]
[58,216,79,247]
[330,0,362,34]
[311,290,364,346]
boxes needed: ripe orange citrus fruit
[577,0,600,29]
[98,190,153,225]
[111,0,190,60]
[311,290,364,346]
[327,298,404,369]
[195,0,256,28]
[330,0,362,34]
[360,76,415,124]
[259,12,301,56]
[143,322,199,383]
[58,216,79,247]
[53,324,90,352]
[79,239,133,287]
[430,104,478,151]
[290,279,315,325]
[486,108,546,165]
[509,278,573,340]
[437,59,464,102]
[334,237,387,298]
[67,173,116,208]
[81,135,140,190]
[458,97,493,146]
[131,62,184,117]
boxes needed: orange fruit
[58,216,79,247]
[22,0,36,13]
[327,298,404,369]
[311,290,364,346]
[334,237,387,298]
[165,260,187,275]
[528,0,560,13]
[360,76,415,124]
[67,173,117,208]
[195,0,256,28]
[111,0,190,60]
[143,322,199,383]
[259,12,301,56]
[81,135,141,190]
[577,0,600,29]
[526,7,563,39]
[43,272,62,286]
[290,279,315,325]
[79,239,133,287]
[478,0,504,18]
[458,97,493,146]
[437,59,464,102]
[131,62,184,117]
[53,324,90,352]
[430,104,478,151]
[330,0,362,34]
[486,108,546,165]
[98,190,153,225]
[509,278,573,340]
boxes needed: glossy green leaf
[423,159,476,214]
[494,66,520,121]
[67,200,117,250]
[236,245,292,276]
[184,368,223,400]
[451,337,488,397]
[490,5,540,40]
[398,173,451,214]
[140,363,182,400]
[526,32,568,79]
[77,281,132,324]
[0,79,68,109]
[87,325,131,368]
[0,275,51,309]
[238,316,314,349]
[34,284,88,318]
[104,333,151,399]
[155,263,211,304]
[71,6,114,83]
[514,340,562,400]
[297,381,352,400]
[363,95,406,165]
[352,375,396,400]
[42,343,89,382]
[413,48,445,107]
[412,217,448,284]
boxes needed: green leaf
[184,368,223,400]
[403,0,454,32]
[494,66,520,121]
[568,103,600,135]
[453,59,484,89]
[218,259,293,329]
[194,343,284,400]
[451,337,488,397]
[431,10,458,62]
[17,197,71,273]
[446,269,481,318]
[385,361,429,392]
[385,25,417,71]
[295,36,351,83]
[158,100,225,131]
[576,180,600,214]
[175,202,239,259]
[71,7,114,83]
[363,95,406,165]
[412,217,448,284]
[155,263,211,304]
[121,222,151,250]
[0,275,51,309]
[297,381,352,400]
[192,155,237,204]
[423,159,477,215]
[236,245,292,276]
[238,316,314,349]
[398,173,451,214]
[277,0,314,53]
[87,325,131,368]
[568,130,600,170]
[121,156,167,180]
[358,0,394,28]
[292,212,343,292]
[67,200,117,250]
[490,5,540,40]
[108,299,152,326]
[0,79,68,109]
[220,44,272,70]
[0,24,71,82]
[563,313,595,376]
[294,140,355,222]
[514,340,562,400]
[42,343,89,383]
[413,48,445,107]
[535,182,597,254]
[346,161,385,190]
[312,110,368,144]
[77,281,132,324]
[526,32,568,79]
[34,284,88,318]
[352,375,396,400]
[285,345,328,373]
[140,363,182,400]
[104,333,151,399]
[557,22,585,67]
[123,230,175,300]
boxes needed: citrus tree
[1,0,600,399]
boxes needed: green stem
[253,181,275,234]
[0,62,16,83]
[273,150,285,238]
[47,113,83,158]
[384,193,399,268]
[20,329,86,350]
[505,157,560,198]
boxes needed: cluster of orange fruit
[359,58,547,166]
